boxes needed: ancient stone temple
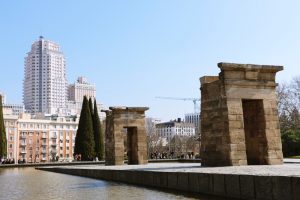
[200,62,283,166]
[102,107,149,166]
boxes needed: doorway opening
[242,99,267,165]
[126,127,138,165]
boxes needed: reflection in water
[0,168,222,200]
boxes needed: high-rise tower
[23,36,68,114]
[68,76,96,102]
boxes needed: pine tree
[0,95,7,160]
[74,96,95,161]
[93,99,104,160]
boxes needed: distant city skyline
[1,1,300,121]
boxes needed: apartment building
[68,76,96,102]
[3,113,78,163]
[156,118,196,140]
[3,104,25,116]
[185,113,200,135]
[4,115,18,161]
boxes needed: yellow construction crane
[155,96,200,113]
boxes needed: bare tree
[145,118,163,158]
[277,77,300,131]
[186,136,200,155]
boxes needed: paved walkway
[284,158,300,163]
[50,162,300,177]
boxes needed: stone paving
[50,161,300,177]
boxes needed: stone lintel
[218,62,283,73]
[200,76,219,85]
[109,106,149,112]
[101,109,112,115]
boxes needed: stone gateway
[102,107,149,166]
[200,63,283,166]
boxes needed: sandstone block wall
[103,107,149,166]
[200,63,284,166]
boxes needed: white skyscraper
[23,36,68,114]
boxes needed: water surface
[0,168,223,200]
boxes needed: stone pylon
[102,107,149,166]
[200,63,283,166]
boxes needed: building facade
[67,76,105,119]
[3,104,25,116]
[68,76,96,102]
[156,119,196,140]
[4,112,78,163]
[23,36,68,115]
[185,113,200,135]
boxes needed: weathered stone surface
[213,174,225,196]
[188,172,200,193]
[167,172,178,189]
[224,174,240,198]
[200,62,283,166]
[292,177,300,200]
[153,172,168,188]
[198,173,213,194]
[177,173,189,192]
[255,176,273,200]
[240,175,255,199]
[272,176,292,200]
[103,107,149,166]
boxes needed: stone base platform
[37,163,300,200]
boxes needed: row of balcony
[19,134,53,139]
[20,150,48,154]
[19,142,54,147]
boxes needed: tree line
[0,95,7,160]
[278,77,300,157]
[74,96,104,161]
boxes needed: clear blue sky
[0,1,299,121]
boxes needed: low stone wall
[0,161,105,168]
[37,166,300,200]
[0,159,200,169]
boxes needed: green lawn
[287,155,300,159]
